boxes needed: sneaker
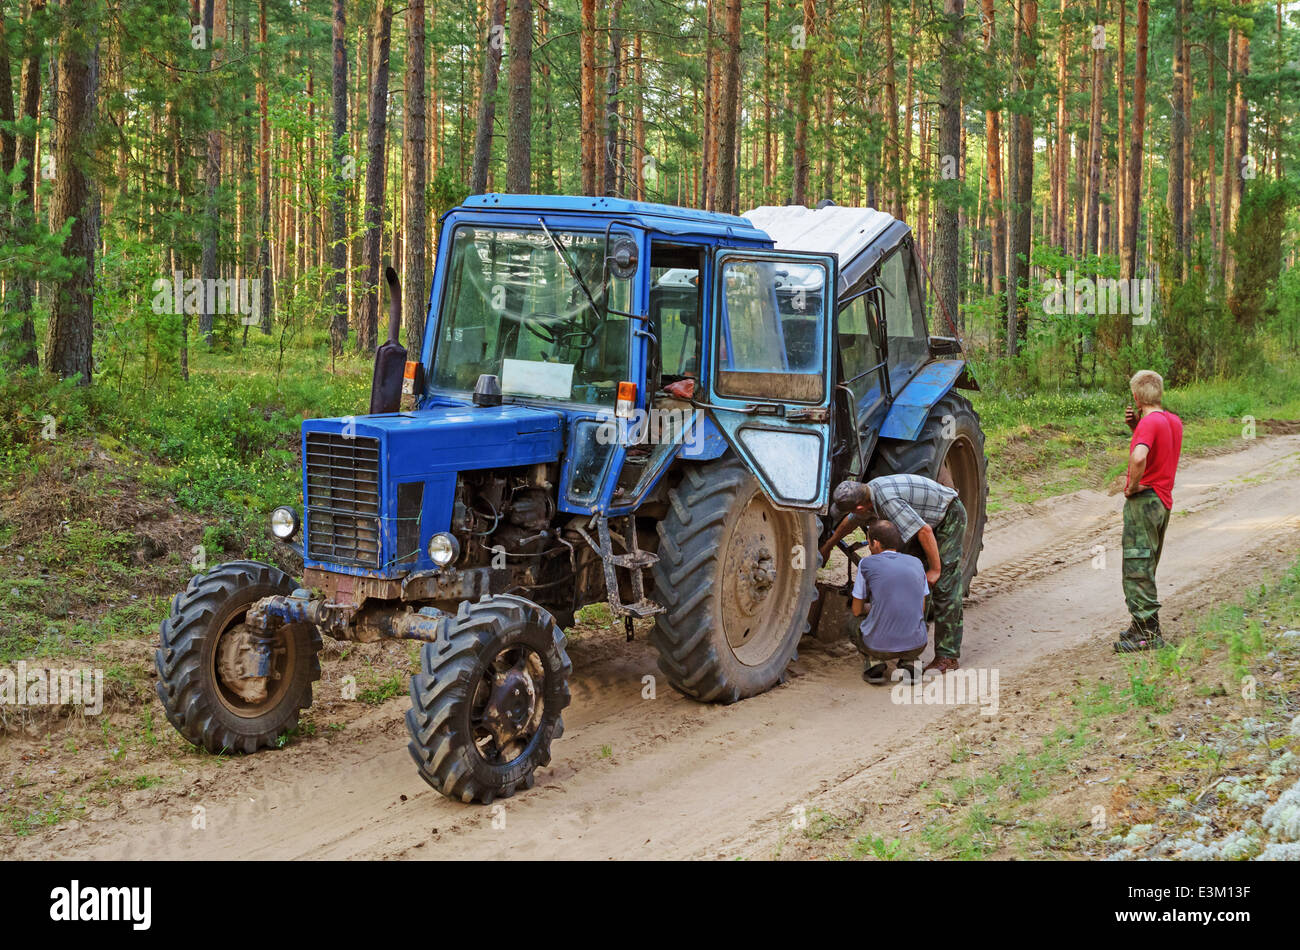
[863,662,889,685]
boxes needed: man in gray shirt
[821,473,967,675]
[850,519,930,685]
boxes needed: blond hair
[1130,370,1164,407]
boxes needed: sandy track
[31,434,1300,860]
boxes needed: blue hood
[303,404,564,477]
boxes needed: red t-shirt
[1130,410,1183,508]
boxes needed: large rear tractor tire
[650,457,819,703]
[155,561,322,754]
[871,390,989,594]
[406,595,572,804]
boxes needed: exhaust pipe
[369,267,407,415]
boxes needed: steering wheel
[522,312,599,352]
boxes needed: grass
[969,361,1300,508]
[0,342,369,662]
[822,556,1300,860]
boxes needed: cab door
[704,248,838,511]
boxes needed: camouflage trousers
[1122,488,1171,625]
[905,498,967,658]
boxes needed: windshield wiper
[537,217,602,319]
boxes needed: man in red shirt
[1117,369,1184,652]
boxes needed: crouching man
[821,474,967,673]
[850,520,929,685]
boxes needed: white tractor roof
[742,205,897,265]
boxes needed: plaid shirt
[863,474,957,543]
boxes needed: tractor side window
[715,258,826,404]
[880,246,928,385]
[649,258,702,383]
[838,295,883,407]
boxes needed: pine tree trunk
[1084,0,1103,257]
[404,0,427,356]
[359,0,393,353]
[901,0,916,218]
[603,0,622,197]
[714,0,742,214]
[469,0,505,194]
[1167,0,1186,276]
[3,0,46,368]
[538,0,554,193]
[1053,0,1067,251]
[791,0,815,205]
[934,0,963,330]
[1120,0,1146,284]
[1005,0,1037,358]
[579,0,597,195]
[256,0,274,334]
[633,30,645,200]
[0,15,14,181]
[1116,0,1127,271]
[982,0,1005,306]
[200,0,225,346]
[1227,20,1250,289]
[505,0,532,193]
[330,0,349,357]
[47,5,99,384]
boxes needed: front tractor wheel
[155,561,322,754]
[651,458,819,703]
[406,595,572,804]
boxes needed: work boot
[924,655,959,675]
[863,662,889,685]
[894,659,920,683]
[1113,617,1166,653]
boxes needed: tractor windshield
[430,225,633,406]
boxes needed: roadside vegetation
[786,558,1300,861]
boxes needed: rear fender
[877,359,969,442]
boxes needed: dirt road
[25,434,1300,860]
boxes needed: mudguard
[877,360,968,442]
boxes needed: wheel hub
[216,624,282,705]
[480,661,538,751]
[740,549,777,602]
[720,493,803,664]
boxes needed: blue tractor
[156,195,987,803]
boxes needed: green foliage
[1228,179,1297,330]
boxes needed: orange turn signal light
[616,381,637,419]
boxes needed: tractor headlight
[269,506,299,540]
[428,532,460,567]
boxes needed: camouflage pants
[905,499,967,658]
[930,499,967,658]
[1122,489,1171,625]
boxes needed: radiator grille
[304,432,382,568]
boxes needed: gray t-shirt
[851,550,930,653]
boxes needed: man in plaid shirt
[819,474,968,674]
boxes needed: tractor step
[578,516,666,620]
[621,599,663,619]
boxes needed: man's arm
[918,524,942,584]
[819,514,857,562]
[1125,443,1150,496]
[851,597,867,617]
